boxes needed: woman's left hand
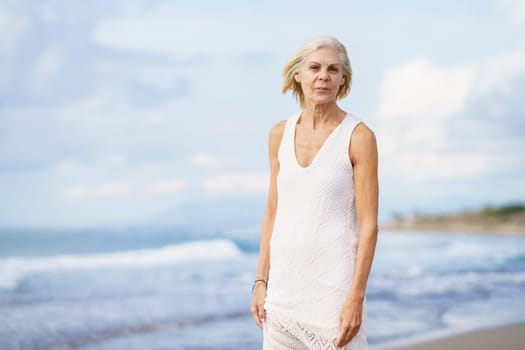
[336,295,363,348]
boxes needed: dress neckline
[293,113,348,170]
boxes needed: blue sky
[1,0,524,229]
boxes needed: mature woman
[250,36,379,350]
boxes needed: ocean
[1,227,524,350]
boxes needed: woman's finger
[338,325,360,348]
[250,304,262,328]
[336,326,349,347]
[258,304,266,323]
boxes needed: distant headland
[380,203,525,234]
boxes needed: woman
[250,36,379,350]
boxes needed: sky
[1,0,524,229]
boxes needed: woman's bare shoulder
[350,122,378,161]
[353,122,376,145]
[269,119,287,146]
[269,119,286,137]
[267,119,287,163]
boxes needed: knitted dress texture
[263,112,368,350]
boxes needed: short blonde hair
[282,36,352,108]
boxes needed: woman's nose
[318,68,329,80]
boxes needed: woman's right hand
[250,283,267,328]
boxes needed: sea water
[1,227,524,350]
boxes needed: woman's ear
[294,72,301,83]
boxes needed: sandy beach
[386,323,525,350]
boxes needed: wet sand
[387,323,525,350]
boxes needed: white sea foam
[0,239,242,290]
[392,270,525,297]
[442,296,525,331]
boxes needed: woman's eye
[310,65,319,70]
[329,67,339,72]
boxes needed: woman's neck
[301,102,344,130]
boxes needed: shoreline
[378,225,525,235]
[374,322,525,350]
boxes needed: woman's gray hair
[282,35,352,108]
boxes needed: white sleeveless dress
[263,112,368,350]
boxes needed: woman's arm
[250,120,284,329]
[337,123,379,347]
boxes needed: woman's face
[295,47,344,107]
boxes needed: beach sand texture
[389,323,525,350]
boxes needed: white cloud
[56,157,190,199]
[50,87,191,127]
[0,3,29,54]
[56,90,172,126]
[376,57,479,160]
[392,152,492,180]
[202,172,268,195]
[189,152,221,167]
[92,6,263,57]
[493,0,525,27]
[134,66,186,91]
[55,159,86,176]
[0,3,29,92]
[147,179,188,194]
[473,50,525,96]
[53,88,124,124]
[55,155,126,176]
[64,182,130,200]
[90,3,311,60]
[28,46,65,92]
[102,154,127,168]
[376,52,525,183]
[377,57,479,123]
